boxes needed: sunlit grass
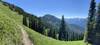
[0,2,23,45]
[25,26,86,45]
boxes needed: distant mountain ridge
[65,18,87,32]
[41,14,85,34]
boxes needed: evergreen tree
[52,29,57,39]
[37,18,44,34]
[48,28,53,37]
[85,0,96,44]
[59,15,68,41]
[23,16,27,26]
[93,3,100,45]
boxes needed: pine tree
[53,29,57,39]
[48,28,53,37]
[23,16,27,26]
[37,18,44,34]
[85,0,96,44]
[93,3,100,45]
[59,15,68,41]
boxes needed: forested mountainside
[41,14,85,33]
[1,0,100,45]
[41,14,84,40]
[0,1,85,45]
[1,1,84,41]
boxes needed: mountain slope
[0,2,33,45]
[41,15,84,34]
[40,14,61,33]
[0,1,85,45]
[66,18,87,30]
[0,2,23,45]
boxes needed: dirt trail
[19,25,34,45]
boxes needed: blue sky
[4,0,100,18]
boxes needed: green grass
[0,2,87,45]
[25,26,85,45]
[0,2,23,45]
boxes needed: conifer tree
[93,3,100,45]
[59,15,68,41]
[23,16,27,26]
[85,0,96,44]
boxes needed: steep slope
[0,2,23,45]
[0,2,33,45]
[0,12,22,45]
[0,1,86,45]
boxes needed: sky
[4,0,100,18]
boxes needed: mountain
[65,18,87,30]
[40,14,60,31]
[41,14,85,34]
[40,14,60,28]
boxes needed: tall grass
[0,2,23,45]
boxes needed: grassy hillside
[0,2,23,45]
[0,2,86,45]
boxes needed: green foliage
[43,29,49,36]
[23,16,27,26]
[91,3,100,45]
[97,3,100,14]
[85,0,96,44]
[59,15,69,41]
